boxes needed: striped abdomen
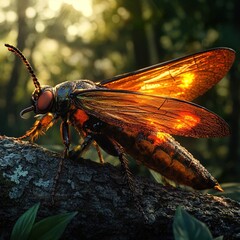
[105,125,222,191]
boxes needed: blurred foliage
[0,0,239,187]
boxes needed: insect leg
[69,134,104,163]
[110,139,147,221]
[69,134,93,160]
[92,141,104,164]
[69,125,104,164]
[51,158,64,204]
[61,120,70,158]
[18,113,56,141]
[51,120,70,204]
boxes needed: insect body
[5,44,235,191]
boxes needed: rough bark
[0,136,239,240]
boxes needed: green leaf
[10,202,40,240]
[149,169,163,184]
[214,236,223,240]
[28,211,78,240]
[173,206,213,240]
[149,169,177,187]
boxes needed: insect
[5,44,235,193]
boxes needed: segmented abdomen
[106,126,222,191]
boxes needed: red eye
[37,90,53,112]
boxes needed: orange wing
[72,89,230,138]
[100,48,235,101]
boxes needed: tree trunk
[5,0,29,136]
[0,136,239,240]
[124,1,150,69]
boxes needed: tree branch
[0,136,239,239]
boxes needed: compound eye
[37,90,53,113]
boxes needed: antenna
[5,44,41,92]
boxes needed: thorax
[54,80,97,116]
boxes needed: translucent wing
[100,48,235,101]
[72,89,230,138]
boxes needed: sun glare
[173,113,200,130]
[48,0,93,17]
[179,72,194,89]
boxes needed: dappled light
[48,0,93,16]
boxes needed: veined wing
[100,48,235,101]
[72,89,230,138]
